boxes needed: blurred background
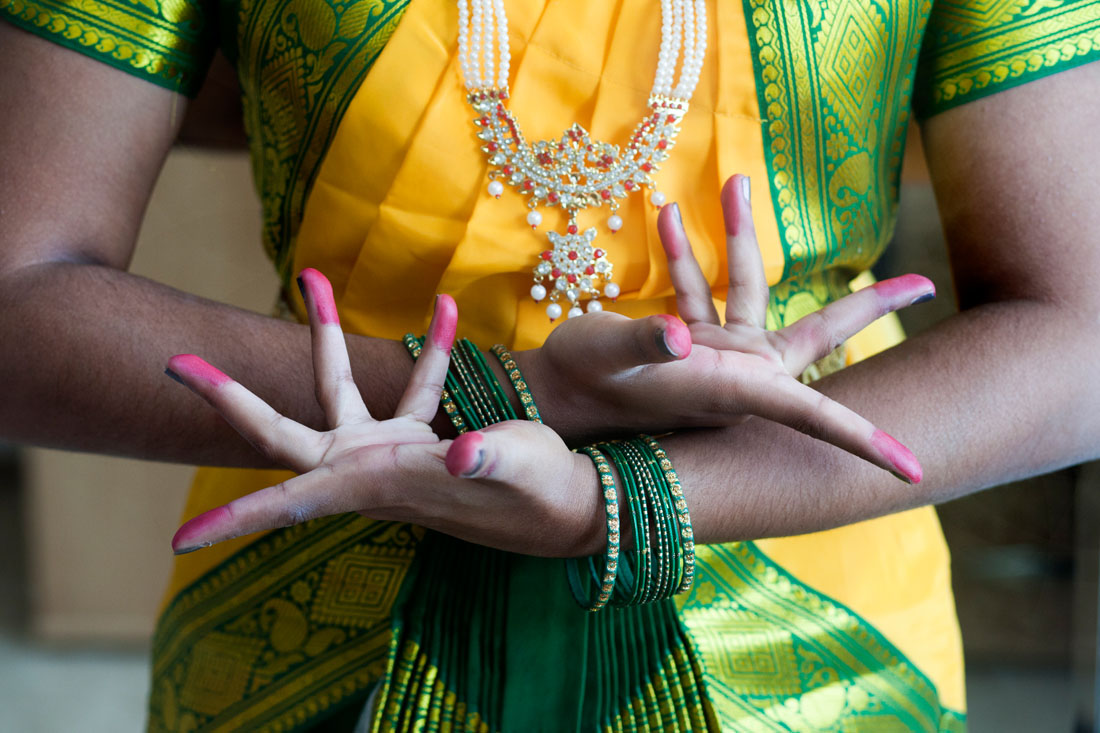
[0,124,1095,731]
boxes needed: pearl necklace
[458,0,707,320]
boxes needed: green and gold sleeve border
[915,0,1100,117]
[0,0,216,97]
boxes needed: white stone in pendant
[587,300,603,313]
[546,302,563,320]
[567,306,584,319]
[607,214,623,232]
[651,191,666,207]
[488,181,504,198]
[604,282,621,299]
[530,284,547,301]
[526,210,543,228]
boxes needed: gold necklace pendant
[470,90,688,319]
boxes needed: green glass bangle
[457,339,517,421]
[622,438,674,603]
[600,440,651,607]
[566,445,620,611]
[447,341,497,429]
[403,333,468,434]
[490,345,542,423]
[644,435,694,595]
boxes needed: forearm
[671,297,1099,543]
[0,261,416,465]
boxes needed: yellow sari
[6,0,1100,728]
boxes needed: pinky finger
[395,294,457,422]
[747,376,923,484]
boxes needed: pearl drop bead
[651,191,667,207]
[607,214,623,232]
[567,306,584,319]
[604,282,621,299]
[546,302,563,320]
[526,210,542,228]
[531,284,547,301]
[488,181,504,198]
[587,300,603,313]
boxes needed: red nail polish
[167,354,231,387]
[172,505,233,554]
[299,268,340,325]
[430,294,458,351]
[871,430,922,484]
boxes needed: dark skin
[2,20,1099,557]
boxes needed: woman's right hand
[522,175,933,483]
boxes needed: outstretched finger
[744,374,922,484]
[721,175,769,329]
[165,354,322,468]
[778,274,936,375]
[395,294,457,422]
[298,268,370,426]
[657,203,721,325]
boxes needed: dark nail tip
[296,275,307,299]
[909,292,936,306]
[462,448,486,478]
[655,329,677,357]
[890,470,914,485]
[173,545,204,555]
[164,368,185,386]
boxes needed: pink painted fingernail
[297,268,340,325]
[871,430,922,484]
[446,432,485,477]
[656,314,692,359]
[429,294,458,352]
[172,505,233,554]
[167,354,231,387]
[871,274,935,305]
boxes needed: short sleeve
[914,0,1100,118]
[0,0,219,97]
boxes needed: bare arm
[669,60,1100,543]
[0,24,414,465]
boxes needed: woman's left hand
[167,270,601,558]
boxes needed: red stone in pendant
[541,250,552,261]
[594,248,605,258]
[568,251,578,260]
[585,265,595,275]
[657,139,668,150]
[552,267,562,278]
[487,142,498,152]
[567,274,577,284]
[548,192,559,204]
[567,224,578,234]
[642,162,653,172]
[600,190,611,200]
[502,165,513,176]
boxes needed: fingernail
[890,470,914,485]
[871,430,922,484]
[172,507,231,554]
[430,294,458,351]
[673,201,684,229]
[298,269,340,325]
[740,175,751,202]
[655,314,692,358]
[164,368,185,385]
[656,329,677,357]
[462,448,486,478]
[173,543,210,556]
[721,176,743,237]
[296,275,307,301]
[909,292,935,306]
[167,355,231,387]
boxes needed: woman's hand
[167,269,602,557]
[527,175,932,483]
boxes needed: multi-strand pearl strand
[457,0,708,320]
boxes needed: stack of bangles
[404,334,695,609]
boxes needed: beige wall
[25,148,280,642]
